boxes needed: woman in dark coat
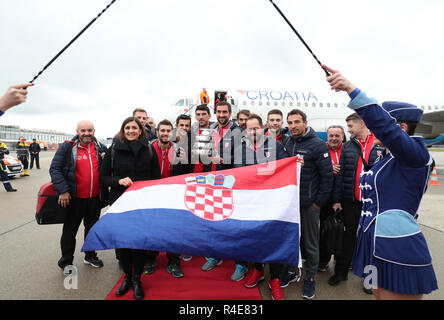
[101,117,161,300]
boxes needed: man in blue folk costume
[323,65,438,300]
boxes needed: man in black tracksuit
[280,109,334,300]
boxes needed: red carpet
[105,253,262,300]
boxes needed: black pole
[29,0,118,83]
[269,0,330,76]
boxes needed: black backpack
[320,210,345,255]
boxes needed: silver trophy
[192,128,216,157]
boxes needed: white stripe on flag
[106,184,300,224]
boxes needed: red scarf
[354,134,374,201]
[265,129,282,142]
[265,129,282,143]
[153,140,173,178]
[328,143,343,176]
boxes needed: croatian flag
[82,157,301,266]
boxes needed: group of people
[0,135,42,193]
[1,66,438,300]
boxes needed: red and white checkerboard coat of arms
[184,174,235,221]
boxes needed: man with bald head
[50,120,108,274]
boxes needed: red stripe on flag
[127,156,299,192]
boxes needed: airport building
[0,124,74,150]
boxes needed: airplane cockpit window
[175,99,185,106]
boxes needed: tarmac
[0,150,443,300]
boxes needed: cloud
[1,0,444,138]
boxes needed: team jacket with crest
[282,127,334,208]
[233,135,289,168]
[49,138,107,200]
[350,91,434,267]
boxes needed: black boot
[115,275,132,297]
[328,273,348,286]
[132,274,145,300]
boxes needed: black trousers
[59,197,101,266]
[319,204,334,267]
[334,200,362,276]
[120,249,146,278]
[146,250,181,266]
[235,260,248,267]
[30,153,40,169]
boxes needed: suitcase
[36,182,68,225]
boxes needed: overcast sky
[1,0,443,138]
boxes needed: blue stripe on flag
[82,208,300,265]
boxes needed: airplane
[166,88,444,145]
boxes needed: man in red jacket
[50,120,107,273]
